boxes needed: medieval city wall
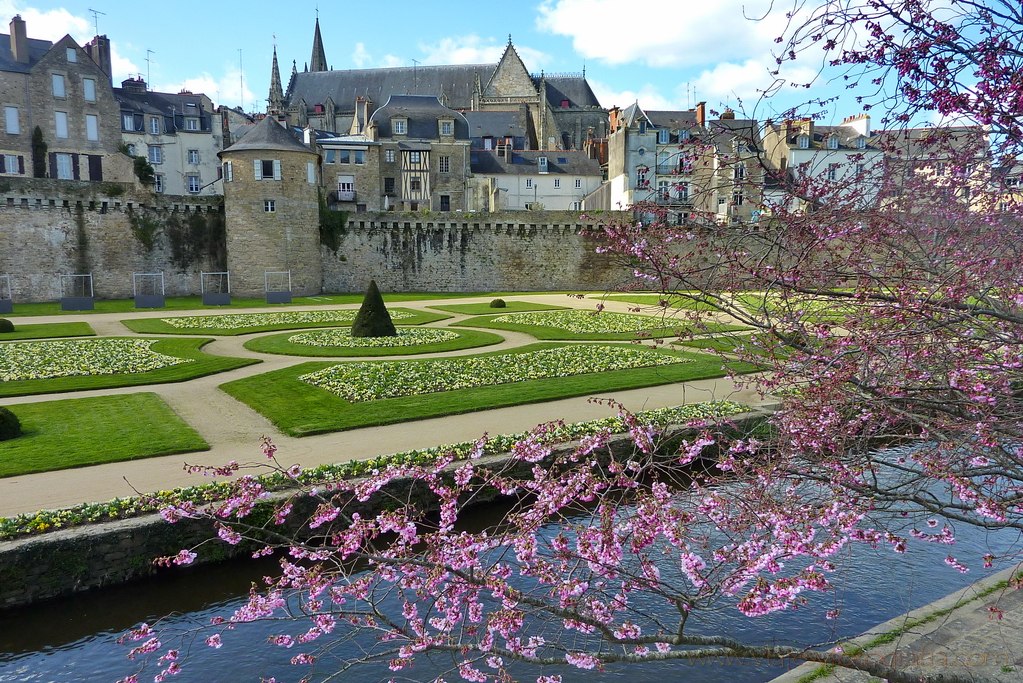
[0,178,632,301]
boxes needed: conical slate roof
[309,18,327,72]
[221,115,313,155]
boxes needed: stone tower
[267,45,284,115]
[219,116,322,297]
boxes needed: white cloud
[348,41,404,69]
[588,78,680,112]
[415,35,550,70]
[0,2,90,42]
[351,42,371,68]
[536,0,785,69]
[154,67,255,110]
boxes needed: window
[797,134,809,149]
[264,199,276,212]
[187,174,201,193]
[339,149,350,164]
[3,154,19,174]
[440,194,450,211]
[572,201,581,210]
[857,137,866,149]
[148,146,162,164]
[184,117,199,131]
[575,178,581,189]
[733,164,745,181]
[122,113,134,131]
[154,174,164,192]
[732,189,744,206]
[385,149,395,163]
[392,118,407,135]
[827,135,839,150]
[678,182,690,201]
[222,161,233,181]
[353,150,365,164]
[679,129,690,142]
[187,149,200,164]
[149,117,160,135]
[85,114,98,141]
[307,161,316,184]
[384,177,395,195]
[438,155,450,173]
[54,111,68,138]
[338,179,354,193]
[66,47,77,62]
[55,152,73,179]
[409,177,422,192]
[636,166,648,187]
[554,178,561,188]
[856,163,865,176]
[254,159,281,180]
[4,106,18,134]
[440,120,453,136]
[83,78,96,102]
[409,151,421,164]
[52,74,65,97]
[657,129,669,144]
[525,178,533,188]
[827,166,837,181]
[935,162,947,176]
[538,156,548,173]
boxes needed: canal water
[1,496,1019,681]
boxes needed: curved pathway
[0,295,771,517]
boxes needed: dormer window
[827,135,839,150]
[797,134,809,149]
[439,119,453,137]
[657,129,669,144]
[679,129,690,142]
[392,118,407,135]
[857,137,866,149]
[538,156,548,174]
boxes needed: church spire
[309,17,328,72]
[267,45,284,115]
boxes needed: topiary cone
[351,279,397,337]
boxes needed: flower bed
[300,345,688,402]
[0,339,190,381]
[287,328,459,348]
[0,401,750,540]
[161,310,415,330]
[490,310,668,334]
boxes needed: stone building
[271,25,607,152]
[0,15,130,183]
[468,149,603,211]
[115,77,224,196]
[219,115,321,296]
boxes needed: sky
[1,0,856,124]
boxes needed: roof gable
[482,39,536,99]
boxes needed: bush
[489,299,507,308]
[0,318,13,333]
[351,279,397,337]
[0,407,21,441]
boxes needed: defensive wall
[0,178,631,301]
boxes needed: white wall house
[469,149,602,211]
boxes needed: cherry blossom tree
[121,3,1023,682]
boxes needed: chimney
[695,101,706,128]
[9,15,27,64]
[85,35,112,83]
[120,77,147,94]
[841,113,871,137]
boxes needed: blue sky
[5,0,854,123]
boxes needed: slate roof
[470,149,602,176]
[646,110,698,130]
[542,77,602,108]
[463,110,530,147]
[370,95,470,140]
[0,32,52,73]
[287,64,493,112]
[871,126,987,158]
[222,115,313,154]
[115,88,214,132]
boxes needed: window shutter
[71,154,80,180]
[48,152,57,179]
[0,156,6,173]
[253,159,262,180]
[89,154,103,181]
[226,161,233,181]
[17,156,24,174]
[306,161,315,184]
[272,159,282,180]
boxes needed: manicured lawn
[243,326,506,357]
[456,310,749,341]
[593,293,723,311]
[0,337,259,397]
[120,308,449,336]
[427,301,569,315]
[0,322,95,340]
[220,342,756,436]
[0,393,208,477]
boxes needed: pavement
[4,294,1021,683]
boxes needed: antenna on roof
[146,49,155,87]
[411,58,420,93]
[238,48,244,112]
[87,8,105,36]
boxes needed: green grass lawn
[593,293,723,311]
[0,322,95,340]
[242,327,506,357]
[120,308,449,336]
[0,337,259,398]
[220,342,756,437]
[427,301,569,315]
[456,311,749,341]
[0,393,208,477]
